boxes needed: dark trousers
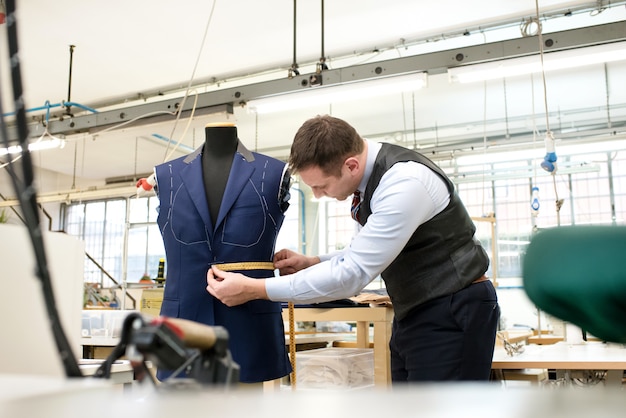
[390,280,500,382]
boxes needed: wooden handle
[163,317,217,350]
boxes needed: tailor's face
[298,163,358,201]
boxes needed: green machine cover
[523,225,626,344]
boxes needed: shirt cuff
[265,275,292,301]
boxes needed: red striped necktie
[351,190,361,222]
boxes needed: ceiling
[1,0,626,200]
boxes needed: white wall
[0,225,85,377]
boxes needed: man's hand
[206,266,268,307]
[273,249,320,275]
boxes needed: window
[318,144,626,286]
[127,196,164,283]
[64,189,301,287]
[324,198,353,253]
[63,144,626,291]
[275,185,303,253]
[63,196,164,287]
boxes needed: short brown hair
[289,115,364,177]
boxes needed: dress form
[153,122,292,383]
[202,122,238,226]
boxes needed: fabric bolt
[523,225,626,344]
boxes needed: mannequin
[202,123,238,226]
[153,121,292,383]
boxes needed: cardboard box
[295,347,374,390]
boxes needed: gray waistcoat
[357,143,489,321]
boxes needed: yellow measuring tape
[212,261,276,271]
[287,302,296,390]
[212,261,297,389]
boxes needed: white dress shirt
[265,140,450,303]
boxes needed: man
[207,115,500,383]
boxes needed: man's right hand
[273,249,320,275]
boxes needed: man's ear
[344,156,360,174]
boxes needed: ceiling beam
[6,21,626,143]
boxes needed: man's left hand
[206,266,267,306]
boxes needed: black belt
[472,275,489,284]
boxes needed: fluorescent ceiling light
[453,138,626,166]
[0,185,138,208]
[247,72,427,114]
[454,147,546,166]
[0,137,65,156]
[447,162,600,184]
[448,41,626,84]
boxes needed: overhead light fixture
[448,162,600,184]
[247,72,427,114]
[0,136,65,157]
[448,41,626,84]
[0,184,138,208]
[452,138,626,167]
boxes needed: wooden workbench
[492,341,626,386]
[282,306,394,386]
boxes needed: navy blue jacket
[154,142,291,383]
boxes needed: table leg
[355,321,368,348]
[373,319,391,385]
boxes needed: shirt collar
[357,139,381,193]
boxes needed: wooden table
[527,335,565,345]
[282,306,394,386]
[491,341,626,386]
[82,306,395,386]
[284,332,356,350]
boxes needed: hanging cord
[590,0,607,16]
[411,92,417,150]
[603,63,612,129]
[0,0,82,378]
[287,0,299,383]
[134,136,139,182]
[534,0,563,224]
[481,79,488,216]
[162,89,199,162]
[71,140,78,190]
[254,112,259,152]
[163,0,218,161]
[531,73,538,184]
[134,2,216,197]
[535,13,550,133]
[0,100,65,169]
[530,73,541,230]
[35,101,66,147]
[93,0,217,170]
[503,78,510,140]
[401,92,407,148]
[479,30,489,216]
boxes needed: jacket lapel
[215,143,255,229]
[179,148,214,231]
